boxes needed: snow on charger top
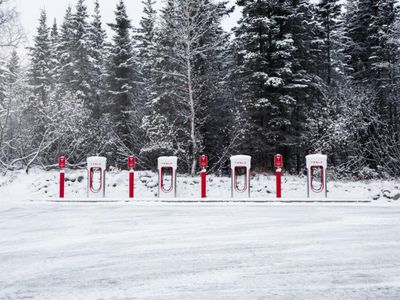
[158,156,178,168]
[230,155,251,168]
[87,156,107,168]
[306,154,327,168]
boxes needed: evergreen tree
[58,6,75,96]
[107,0,137,152]
[7,49,19,81]
[138,0,168,167]
[194,1,233,172]
[0,50,20,160]
[88,0,107,118]
[136,0,157,108]
[234,0,297,169]
[343,0,375,83]
[290,0,326,172]
[49,18,60,88]
[70,0,93,108]
[140,0,178,167]
[316,0,342,86]
[368,0,399,122]
[29,9,51,106]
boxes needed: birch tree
[155,0,231,175]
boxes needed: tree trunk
[186,46,197,176]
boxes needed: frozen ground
[0,202,400,299]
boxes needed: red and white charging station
[230,155,251,198]
[58,156,66,198]
[128,156,135,198]
[158,156,177,198]
[87,156,107,198]
[306,154,327,198]
[274,154,283,198]
[199,155,208,198]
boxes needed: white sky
[14,0,241,58]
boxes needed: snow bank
[0,168,400,203]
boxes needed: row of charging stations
[58,154,328,199]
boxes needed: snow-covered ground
[1,169,400,299]
[1,168,400,202]
[1,202,400,299]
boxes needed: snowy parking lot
[1,202,400,299]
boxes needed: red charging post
[199,155,208,198]
[128,156,135,198]
[274,154,283,199]
[58,156,66,198]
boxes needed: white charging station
[306,154,327,198]
[230,155,251,198]
[158,156,178,198]
[87,156,107,198]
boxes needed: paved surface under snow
[1,202,400,299]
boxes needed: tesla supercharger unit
[306,154,327,198]
[58,156,66,198]
[158,156,178,198]
[87,156,107,198]
[230,155,251,198]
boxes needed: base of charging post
[129,171,134,198]
[276,168,282,198]
[201,170,207,198]
[59,170,65,198]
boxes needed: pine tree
[368,0,399,122]
[340,0,400,173]
[136,0,157,123]
[107,0,137,151]
[289,0,326,172]
[70,0,93,108]
[140,0,179,166]
[7,49,19,82]
[29,9,51,106]
[58,6,75,96]
[49,18,60,88]
[88,0,107,118]
[343,0,376,83]
[0,50,20,160]
[194,1,233,172]
[316,0,342,86]
[137,0,168,167]
[136,0,157,107]
[234,0,298,169]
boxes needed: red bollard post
[199,155,208,198]
[201,171,206,198]
[276,169,281,198]
[128,156,135,199]
[58,156,66,198]
[274,154,283,199]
